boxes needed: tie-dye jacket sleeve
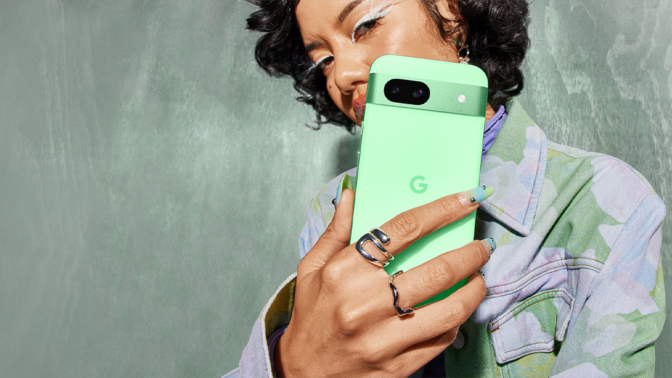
[462,100,666,377]
[549,194,665,377]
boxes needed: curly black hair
[246,0,530,133]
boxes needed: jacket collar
[478,100,548,236]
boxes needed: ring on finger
[389,270,414,316]
[355,228,393,267]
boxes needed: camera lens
[384,79,429,105]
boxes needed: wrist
[274,331,291,378]
[274,326,310,378]
[268,326,288,378]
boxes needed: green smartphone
[350,55,488,306]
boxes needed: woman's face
[295,0,462,126]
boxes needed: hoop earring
[454,37,470,64]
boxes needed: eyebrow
[304,0,365,55]
[337,0,364,26]
[305,41,322,54]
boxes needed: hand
[275,187,493,378]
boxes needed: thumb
[300,188,354,271]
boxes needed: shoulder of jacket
[546,140,659,198]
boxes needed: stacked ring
[355,229,414,317]
[355,228,393,267]
[389,270,414,316]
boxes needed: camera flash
[458,94,466,103]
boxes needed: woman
[226,0,666,377]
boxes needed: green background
[1,0,670,376]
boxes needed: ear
[436,0,465,42]
[436,0,461,19]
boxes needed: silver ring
[370,228,391,245]
[355,228,393,267]
[370,228,393,261]
[389,270,414,316]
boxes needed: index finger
[380,185,493,256]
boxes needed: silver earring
[454,37,470,64]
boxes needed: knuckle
[441,330,456,345]
[417,262,453,294]
[296,261,309,277]
[320,226,336,242]
[359,341,386,365]
[381,362,402,376]
[389,211,423,241]
[323,220,348,245]
[456,301,470,320]
[443,301,469,325]
[426,260,457,287]
[321,261,346,285]
[473,275,487,299]
[386,357,418,378]
[437,195,461,216]
[415,314,436,337]
[472,241,490,265]
[334,307,359,335]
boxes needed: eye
[352,18,380,41]
[315,55,334,72]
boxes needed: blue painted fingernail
[335,186,343,207]
[480,238,496,255]
[458,185,494,207]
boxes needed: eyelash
[352,18,381,42]
[312,17,383,73]
[314,55,334,72]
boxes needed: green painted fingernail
[335,174,353,206]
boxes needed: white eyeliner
[307,1,394,74]
[307,55,333,74]
[351,0,393,44]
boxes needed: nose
[332,52,369,96]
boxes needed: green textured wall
[0,0,670,377]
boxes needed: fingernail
[480,238,496,256]
[458,185,493,207]
[334,174,353,207]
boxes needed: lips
[352,93,367,119]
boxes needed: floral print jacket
[224,100,666,378]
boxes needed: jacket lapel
[478,100,548,236]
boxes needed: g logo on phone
[410,175,428,194]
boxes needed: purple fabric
[268,326,287,377]
[482,105,507,160]
[422,350,446,378]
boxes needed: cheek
[327,80,346,111]
[376,12,456,62]
[377,25,414,55]
[326,77,361,124]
